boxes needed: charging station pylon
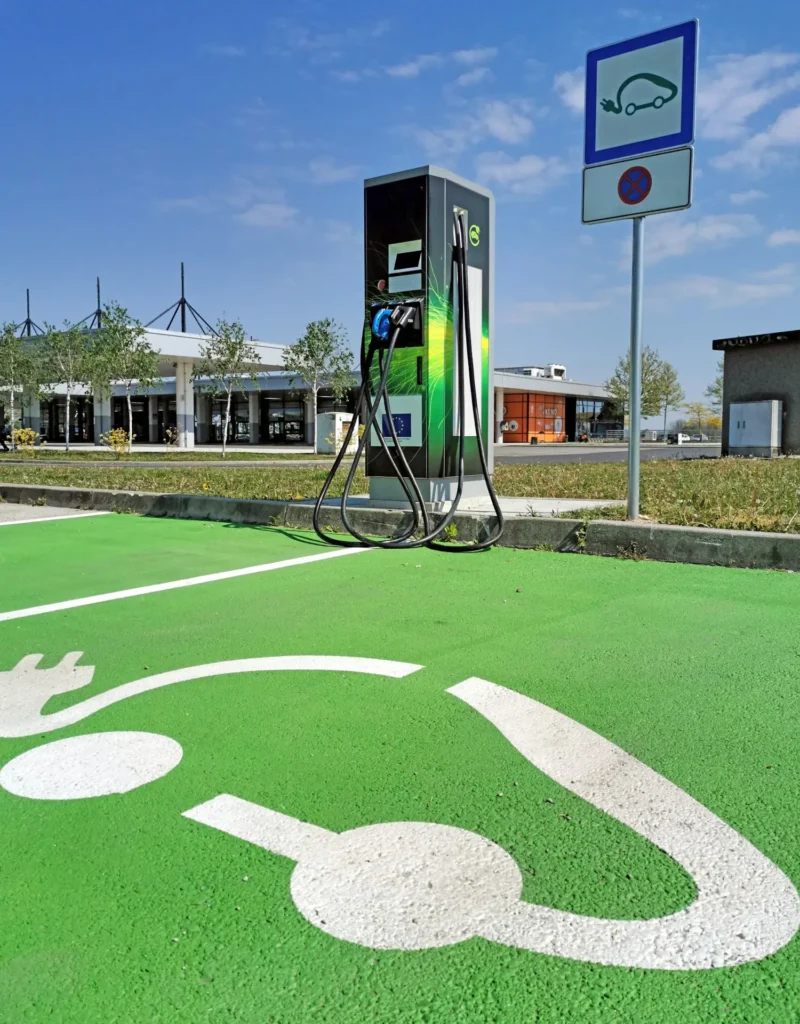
[363,165,494,509]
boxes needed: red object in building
[502,392,566,443]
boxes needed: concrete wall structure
[714,330,800,456]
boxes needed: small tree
[93,302,160,453]
[654,360,685,439]
[683,401,712,432]
[705,358,724,413]
[41,322,93,451]
[0,323,39,451]
[605,345,664,423]
[193,319,259,457]
[282,319,355,452]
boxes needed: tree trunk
[223,391,231,458]
[663,402,668,441]
[312,385,318,453]
[126,391,133,453]
[65,388,71,452]
[9,386,15,452]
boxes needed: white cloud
[479,100,533,143]
[456,66,491,88]
[235,202,297,228]
[553,67,585,114]
[698,52,800,141]
[415,125,474,157]
[730,189,768,205]
[332,69,360,83]
[453,47,498,65]
[655,271,796,308]
[753,262,796,278]
[714,104,800,170]
[201,44,245,58]
[504,299,609,322]
[386,54,443,77]
[323,220,361,246]
[627,213,760,265]
[308,158,360,184]
[768,229,800,246]
[475,151,569,196]
[414,100,534,157]
[156,196,216,213]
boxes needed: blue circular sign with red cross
[618,165,653,205]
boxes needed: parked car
[690,433,709,442]
[667,433,691,445]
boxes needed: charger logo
[469,224,481,247]
[2,652,799,971]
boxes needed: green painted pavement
[0,514,327,613]
[1,519,799,1022]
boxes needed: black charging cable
[313,211,504,551]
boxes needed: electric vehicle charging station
[363,165,493,507]
[315,165,504,551]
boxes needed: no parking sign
[582,146,693,224]
[581,20,698,518]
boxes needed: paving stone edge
[2,482,798,572]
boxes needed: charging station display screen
[393,251,421,271]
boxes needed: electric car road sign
[584,19,698,167]
[582,20,698,521]
[582,146,693,224]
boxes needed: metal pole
[627,216,645,520]
[180,262,187,333]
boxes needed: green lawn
[2,457,800,532]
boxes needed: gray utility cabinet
[728,400,783,458]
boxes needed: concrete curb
[2,482,798,572]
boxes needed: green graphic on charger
[469,224,481,247]
[601,72,678,117]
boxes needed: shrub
[11,427,43,456]
[100,428,132,458]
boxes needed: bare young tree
[93,302,160,452]
[282,319,355,453]
[654,360,685,439]
[0,323,39,452]
[193,319,259,457]
[41,322,93,451]
[705,358,724,413]
[605,345,665,422]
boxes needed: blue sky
[3,0,800,402]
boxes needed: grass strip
[2,458,800,533]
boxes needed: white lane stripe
[0,510,111,528]
[0,546,369,623]
[0,655,422,738]
[449,677,800,970]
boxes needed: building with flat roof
[713,329,800,456]
[494,366,618,444]
[3,331,617,448]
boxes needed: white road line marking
[0,510,111,527]
[0,546,369,624]
[449,677,800,970]
[0,654,423,737]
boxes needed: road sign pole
[627,215,645,520]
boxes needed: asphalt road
[495,444,721,465]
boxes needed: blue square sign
[382,413,412,439]
[585,20,698,166]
